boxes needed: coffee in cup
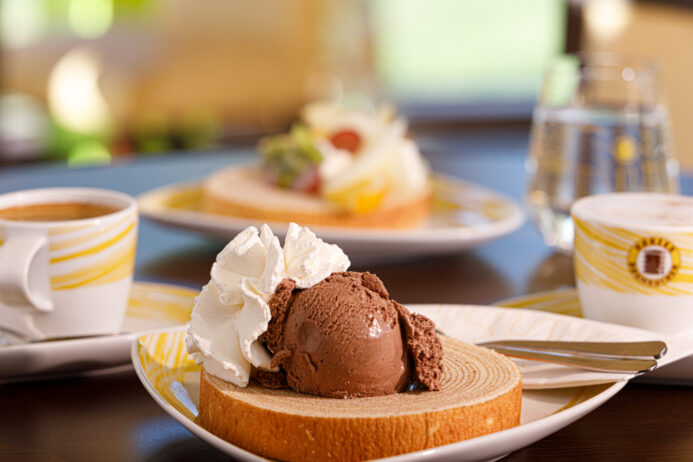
[0,188,138,340]
[0,202,121,222]
[571,192,693,334]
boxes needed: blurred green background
[1,0,691,169]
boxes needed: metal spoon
[475,340,666,374]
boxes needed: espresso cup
[0,188,138,340]
[572,192,693,334]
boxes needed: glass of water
[526,53,680,253]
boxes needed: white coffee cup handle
[0,235,53,312]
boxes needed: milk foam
[572,193,693,229]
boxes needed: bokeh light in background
[0,0,48,49]
[68,0,114,39]
[47,46,113,166]
[65,139,111,166]
[0,0,691,169]
[48,47,111,134]
[584,0,632,41]
[0,94,49,162]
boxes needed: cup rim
[571,192,693,232]
[0,187,137,227]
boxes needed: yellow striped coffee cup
[0,188,137,340]
[572,192,693,334]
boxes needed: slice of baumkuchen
[198,336,522,462]
[201,165,432,229]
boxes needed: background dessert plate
[495,290,693,386]
[0,282,196,382]
[132,305,642,462]
[137,174,525,260]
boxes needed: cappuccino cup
[0,188,138,340]
[572,192,693,334]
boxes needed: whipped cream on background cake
[260,102,430,214]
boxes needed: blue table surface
[1,133,691,300]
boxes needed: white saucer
[0,281,197,382]
[495,289,693,385]
[137,173,525,261]
[132,304,660,461]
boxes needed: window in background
[369,0,566,120]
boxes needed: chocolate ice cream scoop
[260,272,443,398]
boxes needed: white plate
[495,289,693,385]
[132,305,635,462]
[0,282,196,382]
[137,174,525,260]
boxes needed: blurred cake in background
[202,102,432,228]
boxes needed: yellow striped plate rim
[494,288,582,318]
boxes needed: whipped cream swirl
[304,102,430,200]
[185,223,350,386]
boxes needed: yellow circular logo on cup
[627,237,680,286]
